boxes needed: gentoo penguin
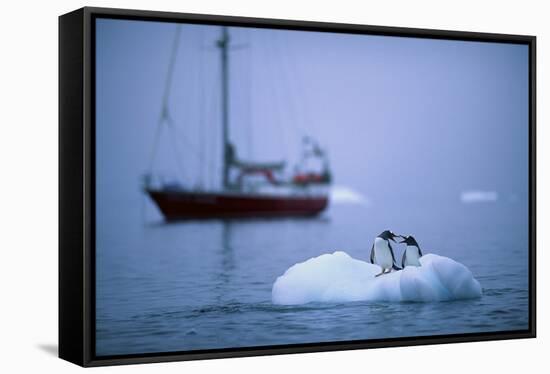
[399,235,423,268]
[369,230,402,277]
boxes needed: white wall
[0,0,546,372]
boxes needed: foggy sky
[95,18,529,210]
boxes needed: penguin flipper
[388,242,402,270]
[418,247,423,257]
[401,251,407,268]
[388,242,396,262]
[369,244,375,264]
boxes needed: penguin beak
[389,233,398,242]
[398,237,407,243]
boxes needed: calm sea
[95,199,529,356]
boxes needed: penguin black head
[399,235,419,247]
[378,230,398,242]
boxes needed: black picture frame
[59,6,536,367]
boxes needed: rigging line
[205,66,213,190]
[185,27,201,189]
[146,116,164,175]
[289,34,318,140]
[207,52,221,190]
[167,115,221,175]
[198,26,206,188]
[272,31,302,168]
[161,25,182,115]
[274,31,306,140]
[213,71,222,190]
[166,116,187,181]
[202,56,214,189]
[263,31,288,156]
[146,24,182,175]
[245,28,253,159]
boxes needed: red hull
[146,189,328,220]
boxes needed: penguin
[369,230,402,277]
[399,235,423,268]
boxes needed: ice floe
[272,251,482,305]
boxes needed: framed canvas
[59,6,536,367]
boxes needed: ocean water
[95,200,529,356]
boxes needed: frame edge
[59,7,86,367]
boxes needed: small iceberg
[330,185,369,206]
[271,252,482,305]
[460,190,498,203]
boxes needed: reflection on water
[96,202,529,356]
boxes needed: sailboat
[143,26,331,220]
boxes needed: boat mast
[217,27,231,189]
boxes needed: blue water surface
[96,201,529,356]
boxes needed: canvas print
[95,18,530,356]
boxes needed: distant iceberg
[272,252,482,305]
[330,186,369,205]
[460,190,498,203]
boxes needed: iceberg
[271,252,482,305]
[460,190,498,203]
[330,185,369,205]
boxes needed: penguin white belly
[374,238,393,269]
[404,246,422,267]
